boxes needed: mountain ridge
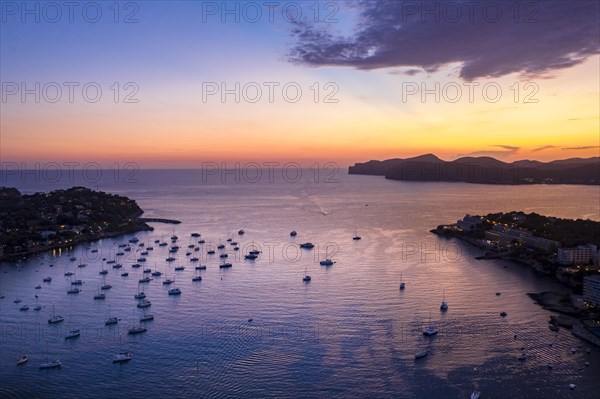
[348,155,599,185]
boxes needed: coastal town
[0,187,153,260]
[432,212,600,346]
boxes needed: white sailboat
[48,303,64,324]
[39,341,61,369]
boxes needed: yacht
[300,242,314,249]
[99,269,108,275]
[64,271,74,276]
[121,272,129,277]
[139,277,151,283]
[137,299,151,308]
[244,253,258,260]
[78,263,86,268]
[219,253,228,259]
[198,239,206,244]
[137,258,146,263]
[65,329,81,339]
[423,326,439,336]
[207,250,216,255]
[140,311,154,322]
[112,263,123,269]
[166,257,176,262]
[191,232,201,237]
[319,259,334,266]
[414,349,429,359]
[151,270,162,277]
[20,305,29,311]
[94,292,106,300]
[500,311,507,317]
[134,289,146,299]
[217,244,225,249]
[162,278,174,285]
[34,305,42,311]
[518,353,527,360]
[168,288,182,295]
[190,257,200,262]
[131,263,141,268]
[195,265,207,270]
[43,277,52,282]
[112,352,133,363]
[219,262,233,268]
[290,230,297,236]
[143,268,152,273]
[101,284,112,290]
[17,355,28,366]
[175,266,185,271]
[70,279,83,285]
[238,229,245,235]
[159,242,168,247]
[67,287,80,294]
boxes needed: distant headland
[0,187,178,261]
[349,154,599,185]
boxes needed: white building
[583,275,600,308]
[557,244,598,265]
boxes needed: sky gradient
[1,0,599,167]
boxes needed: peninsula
[349,154,599,185]
[0,186,165,260]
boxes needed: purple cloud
[288,1,600,80]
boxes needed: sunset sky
[1,0,599,167]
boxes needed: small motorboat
[112,352,133,363]
[139,277,151,283]
[20,305,29,311]
[39,360,62,369]
[219,263,233,268]
[496,292,501,296]
[471,390,481,399]
[34,305,42,311]
[162,279,173,285]
[244,254,258,260]
[195,265,207,270]
[43,277,52,282]
[500,311,507,317]
[238,229,245,235]
[67,288,80,294]
[17,355,28,366]
[168,288,181,295]
[300,242,314,249]
[319,259,334,266]
[569,384,576,390]
[518,353,527,361]
[414,349,429,359]
[175,266,185,271]
[423,326,438,336]
[290,231,297,236]
[121,272,129,277]
[219,254,228,258]
[207,250,216,255]
[192,275,202,282]
[35,285,41,289]
[586,348,591,354]
[303,275,311,282]
[571,347,577,353]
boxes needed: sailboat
[94,285,106,300]
[352,227,361,240]
[134,284,146,299]
[113,334,133,363]
[440,290,448,311]
[399,272,405,290]
[303,267,311,282]
[140,307,154,322]
[100,275,112,290]
[34,296,42,311]
[99,260,108,275]
[48,303,64,324]
[192,269,202,282]
[105,305,118,325]
[39,341,61,369]
[127,310,147,334]
[65,328,81,339]
[423,311,438,336]
[319,247,334,266]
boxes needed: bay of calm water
[1,169,599,398]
